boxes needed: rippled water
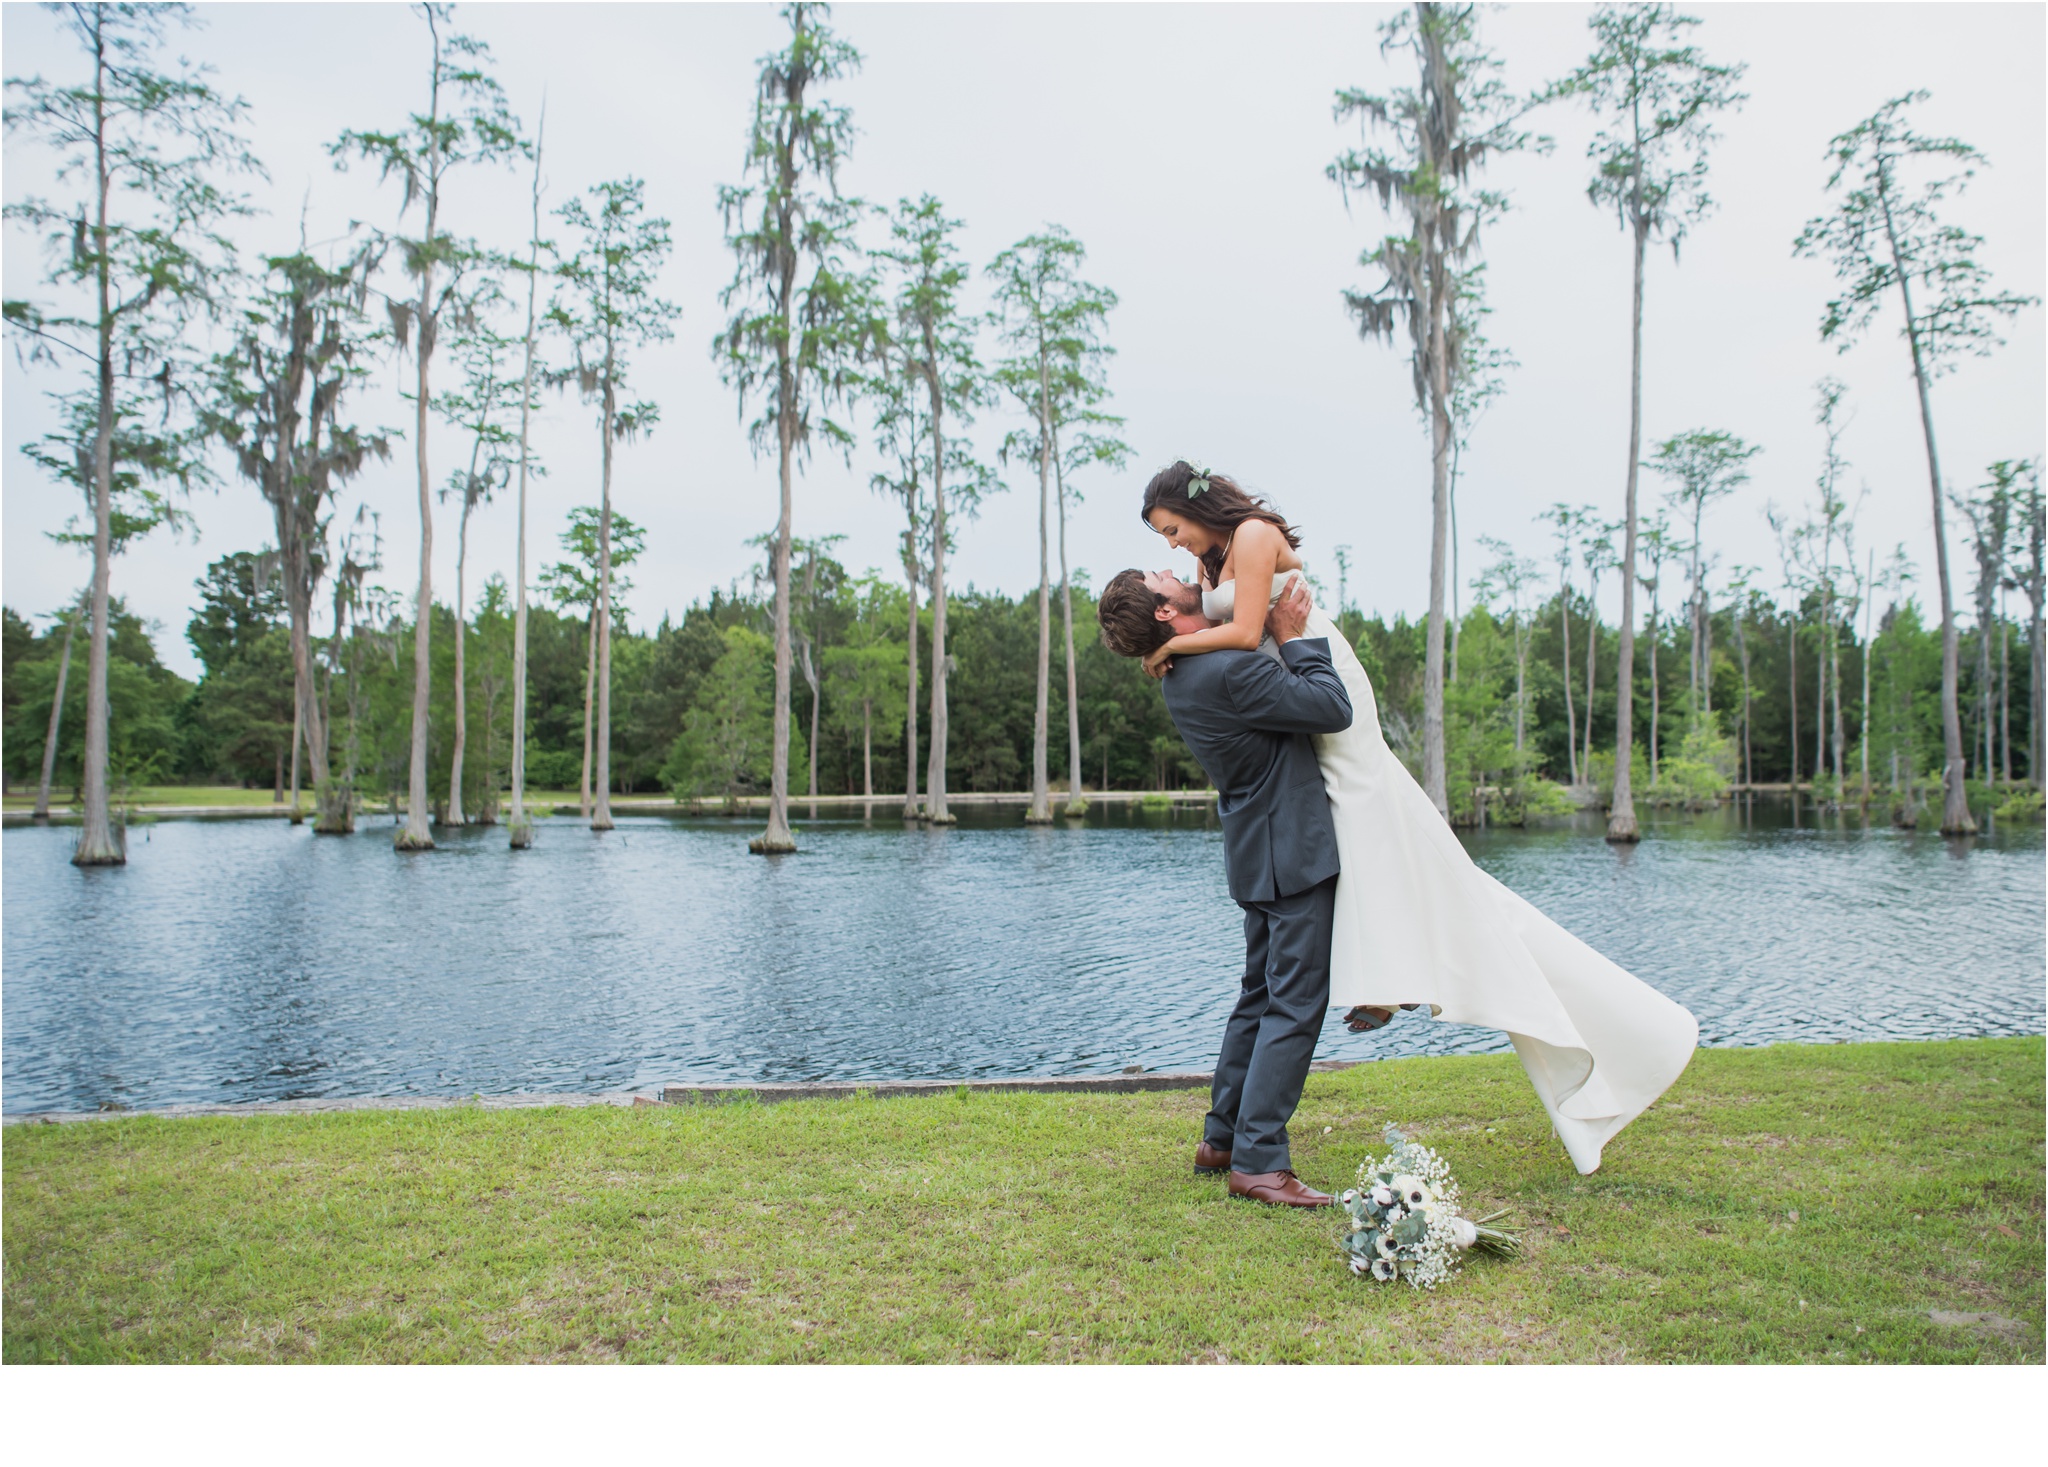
[3,800,2042,1112]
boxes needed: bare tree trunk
[288,694,302,816]
[579,611,596,819]
[1448,439,1462,686]
[1843,610,1859,790]
[73,45,121,867]
[1788,612,1800,786]
[1861,549,1875,801]
[1513,614,1528,756]
[396,368,436,844]
[862,696,873,798]
[1977,597,1994,787]
[1026,360,1054,824]
[1607,218,1646,842]
[477,655,498,824]
[801,638,820,799]
[1880,180,1973,832]
[1814,565,1830,783]
[1559,581,1578,786]
[446,503,471,826]
[1999,596,2012,784]
[509,110,544,850]
[324,589,358,834]
[924,451,953,827]
[1687,510,1706,718]
[396,67,442,853]
[753,402,798,852]
[593,377,616,833]
[1056,450,1085,816]
[286,567,340,836]
[2032,589,2045,787]
[1735,605,1752,787]
[903,535,920,819]
[1648,583,1663,784]
[1687,582,1699,715]
[1581,583,1599,786]
[34,594,84,822]
[1702,589,1714,719]
[2028,487,2046,785]
[1421,262,1451,820]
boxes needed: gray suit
[1160,637,1353,1175]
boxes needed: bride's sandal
[1344,1005,1397,1033]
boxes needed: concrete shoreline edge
[4,1060,1376,1126]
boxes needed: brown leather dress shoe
[1227,1169,1333,1208]
[1194,1141,1232,1175]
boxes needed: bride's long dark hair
[1140,461,1302,588]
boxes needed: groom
[1097,568,1352,1208]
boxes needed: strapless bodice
[1201,569,1304,623]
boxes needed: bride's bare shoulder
[1231,518,1302,570]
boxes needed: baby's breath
[1337,1126,1514,1290]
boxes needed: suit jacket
[1160,637,1354,904]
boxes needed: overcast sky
[5,2,2043,681]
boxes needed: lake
[3,799,2042,1113]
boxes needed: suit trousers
[1203,874,1337,1176]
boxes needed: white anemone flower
[1374,1230,1401,1260]
[1340,1189,1359,1206]
[1393,1175,1434,1208]
[1371,1257,1398,1282]
[1383,1204,1405,1225]
[1349,1255,1373,1277]
[1369,1184,1397,1208]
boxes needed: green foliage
[329,6,525,323]
[184,553,286,677]
[714,2,877,464]
[1651,737,1734,810]
[182,624,295,786]
[547,176,678,446]
[1329,1,1540,396]
[3,600,192,792]
[20,390,213,552]
[1442,607,1521,824]
[3,3,261,430]
[989,226,1123,488]
[538,508,645,618]
[1864,599,1945,790]
[1992,787,2044,821]
[661,625,800,800]
[1794,92,2038,372]
[5,519,2037,808]
[1559,4,1748,250]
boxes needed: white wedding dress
[1203,571,1699,1174]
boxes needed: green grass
[2,786,591,813]
[4,1038,2040,1363]
[3,784,285,811]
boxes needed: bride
[1135,459,1697,1175]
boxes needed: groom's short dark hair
[1098,569,1175,659]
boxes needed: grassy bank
[1,785,591,813]
[5,1038,2040,1363]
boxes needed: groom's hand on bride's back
[1266,578,1313,644]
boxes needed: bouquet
[1337,1125,1521,1289]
